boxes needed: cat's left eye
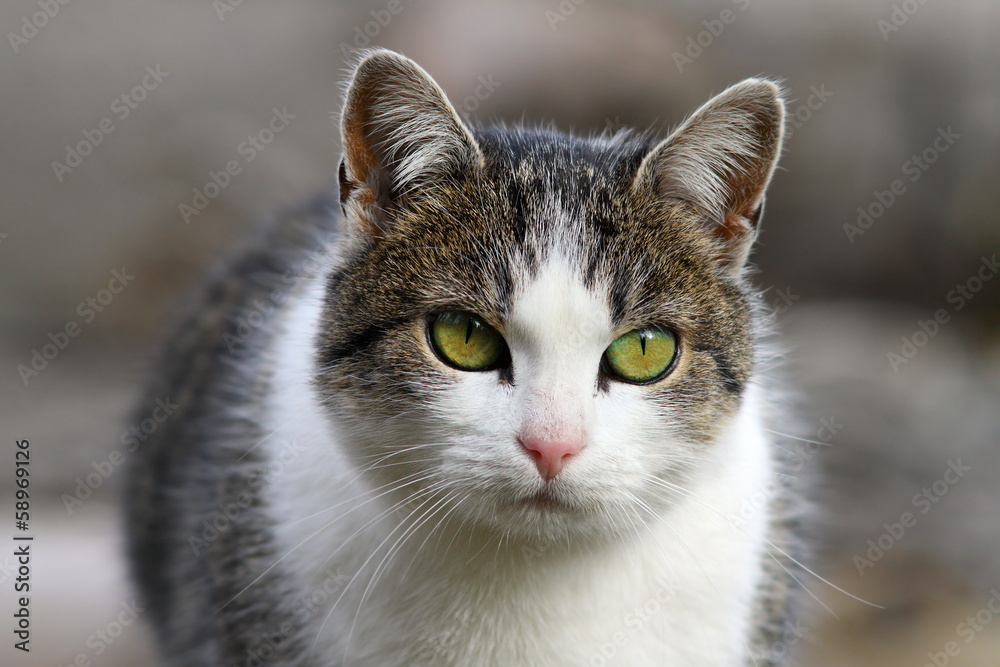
[428,311,507,372]
[603,326,677,384]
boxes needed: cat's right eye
[428,311,508,372]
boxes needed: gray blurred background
[2,0,999,664]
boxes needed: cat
[126,48,806,666]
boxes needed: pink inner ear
[341,94,380,187]
[717,213,754,242]
[341,184,383,239]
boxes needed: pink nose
[519,436,583,480]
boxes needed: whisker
[646,476,882,610]
[344,490,459,665]
[306,485,447,666]
[765,428,833,448]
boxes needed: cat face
[315,50,783,542]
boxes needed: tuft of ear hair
[338,49,483,238]
[634,79,785,275]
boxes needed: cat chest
[331,525,759,666]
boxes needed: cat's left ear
[634,79,785,275]
[338,49,484,238]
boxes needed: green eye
[429,311,507,371]
[603,327,677,384]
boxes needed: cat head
[315,49,784,543]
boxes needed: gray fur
[126,49,805,666]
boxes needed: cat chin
[438,482,655,547]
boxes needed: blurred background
[2,0,998,664]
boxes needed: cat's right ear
[338,49,484,238]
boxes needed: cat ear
[338,49,484,237]
[634,79,785,274]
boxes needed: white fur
[263,260,774,666]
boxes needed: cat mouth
[520,486,575,511]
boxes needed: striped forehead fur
[318,120,759,446]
